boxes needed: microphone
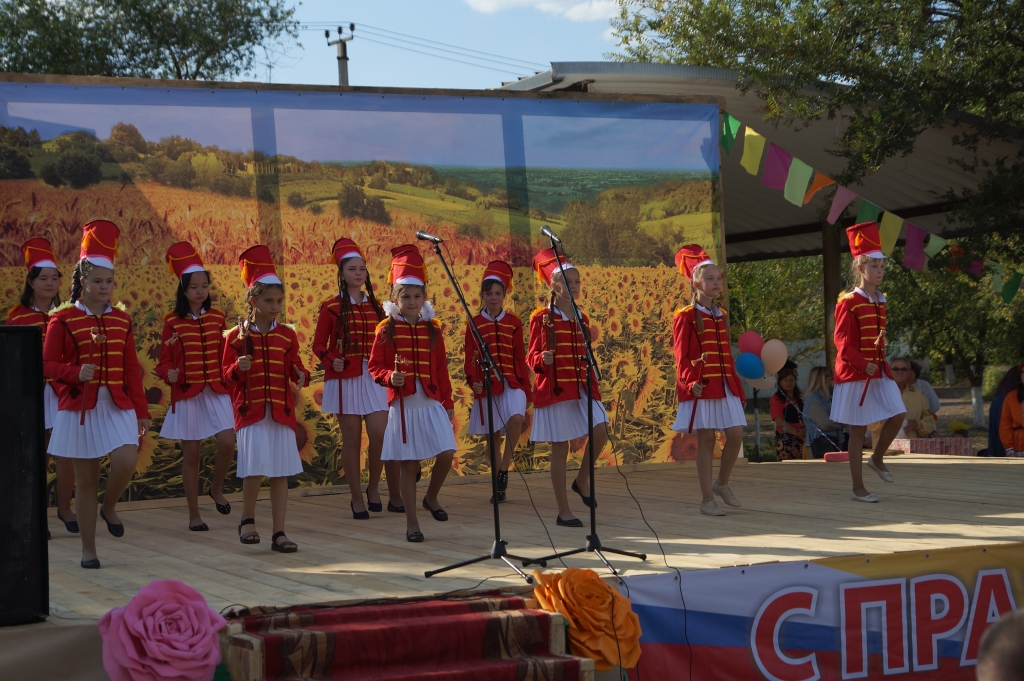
[416,230,444,244]
[540,225,561,244]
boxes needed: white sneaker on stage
[700,499,726,516]
[851,493,879,503]
[866,457,894,483]
[712,481,741,507]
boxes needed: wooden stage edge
[39,454,1024,626]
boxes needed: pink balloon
[760,339,789,375]
[738,331,765,356]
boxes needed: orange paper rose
[532,568,642,671]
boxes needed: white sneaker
[866,457,894,483]
[851,493,879,503]
[700,499,726,516]
[712,481,741,507]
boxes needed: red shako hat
[80,220,120,270]
[532,248,575,287]
[331,237,365,265]
[388,244,427,286]
[674,244,715,280]
[238,245,281,288]
[482,260,513,291]
[165,242,206,279]
[846,222,884,259]
[22,237,57,271]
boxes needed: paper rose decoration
[532,568,642,671]
[98,579,227,681]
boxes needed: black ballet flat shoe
[271,531,297,553]
[350,501,370,520]
[387,501,406,513]
[422,499,448,521]
[571,480,596,509]
[208,491,231,515]
[189,521,209,532]
[57,510,80,534]
[100,508,125,538]
[489,490,507,504]
[80,558,101,569]
[556,515,584,528]
[406,531,424,543]
[238,518,260,545]
[496,469,509,493]
[366,487,383,513]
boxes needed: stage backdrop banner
[0,77,724,501]
[620,542,1023,681]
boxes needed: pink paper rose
[98,579,227,681]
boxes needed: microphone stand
[423,240,544,583]
[521,235,647,575]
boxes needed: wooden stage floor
[43,454,1024,624]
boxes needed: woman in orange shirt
[999,363,1024,457]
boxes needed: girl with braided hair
[312,237,395,520]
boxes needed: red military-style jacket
[367,304,454,410]
[43,302,149,418]
[222,321,307,429]
[834,288,892,384]
[155,309,229,405]
[527,306,601,408]
[311,294,382,380]
[6,303,53,387]
[672,304,745,404]
[463,310,532,401]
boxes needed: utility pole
[326,24,355,86]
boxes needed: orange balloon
[760,339,789,375]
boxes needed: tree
[0,0,299,80]
[53,151,103,188]
[108,123,148,153]
[286,191,306,208]
[0,145,34,180]
[727,256,825,342]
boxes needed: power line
[351,34,527,75]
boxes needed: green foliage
[0,127,41,149]
[162,155,196,188]
[337,183,392,225]
[562,189,670,267]
[190,153,225,185]
[286,190,306,208]
[44,150,103,189]
[0,145,34,180]
[727,256,824,341]
[108,122,148,153]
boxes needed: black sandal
[406,531,424,543]
[57,510,80,534]
[350,501,369,520]
[100,508,125,537]
[271,531,297,553]
[238,518,259,545]
[189,521,209,532]
[80,558,100,569]
[556,515,583,528]
[208,491,231,515]
[422,499,448,521]
[387,501,406,513]
[571,480,596,509]
[366,487,383,513]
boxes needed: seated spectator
[989,366,1020,457]
[771,361,806,460]
[869,357,935,442]
[999,362,1024,458]
[977,608,1024,681]
[909,359,941,415]
[802,366,849,458]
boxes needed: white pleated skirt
[47,386,139,460]
[160,387,234,441]
[43,383,58,430]
[831,376,907,426]
[672,390,746,432]
[235,406,303,478]
[321,360,388,416]
[467,382,527,435]
[382,379,457,462]
[531,387,609,443]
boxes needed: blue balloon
[735,352,765,380]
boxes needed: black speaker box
[0,326,49,626]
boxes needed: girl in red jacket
[368,245,456,543]
[44,221,149,569]
[671,245,746,517]
[830,222,906,503]
[157,242,235,532]
[7,238,77,539]
[463,261,532,504]
[527,248,605,528]
[223,246,307,552]
[312,237,394,520]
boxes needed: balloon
[747,375,777,390]
[760,339,789,375]
[738,331,765,356]
[735,352,765,380]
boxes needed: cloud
[463,0,618,22]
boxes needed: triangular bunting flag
[762,143,792,190]
[740,128,766,175]
[923,234,947,257]
[803,172,835,204]
[989,260,1006,293]
[783,158,814,206]
[721,113,742,155]
[856,200,882,224]
[1001,271,1023,303]
[903,223,927,271]
[879,212,903,255]
[827,186,857,224]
